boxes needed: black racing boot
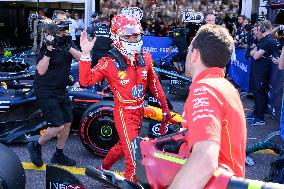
[51,148,76,166]
[27,141,43,167]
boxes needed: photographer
[27,20,81,167]
[248,20,278,126]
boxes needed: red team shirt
[182,67,247,177]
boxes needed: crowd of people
[24,4,284,188]
[35,0,242,38]
[246,20,282,126]
[97,0,240,37]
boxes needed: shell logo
[118,71,127,79]
[40,129,46,135]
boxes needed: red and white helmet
[111,15,143,58]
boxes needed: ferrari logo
[118,71,127,79]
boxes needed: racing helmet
[110,15,143,58]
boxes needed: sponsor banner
[181,9,204,23]
[227,47,251,92]
[142,36,178,64]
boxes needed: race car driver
[169,25,247,189]
[79,15,171,182]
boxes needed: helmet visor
[122,25,143,35]
[120,33,142,42]
[119,25,143,42]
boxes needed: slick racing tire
[80,101,119,157]
[246,141,284,156]
[0,144,26,189]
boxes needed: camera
[44,35,72,51]
[43,22,72,50]
[54,35,72,50]
[57,20,71,32]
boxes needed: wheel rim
[88,119,118,151]
[100,125,113,137]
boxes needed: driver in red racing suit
[79,15,171,182]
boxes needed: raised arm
[79,31,105,87]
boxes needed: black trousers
[252,74,270,119]
[36,94,73,126]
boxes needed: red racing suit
[79,51,169,182]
